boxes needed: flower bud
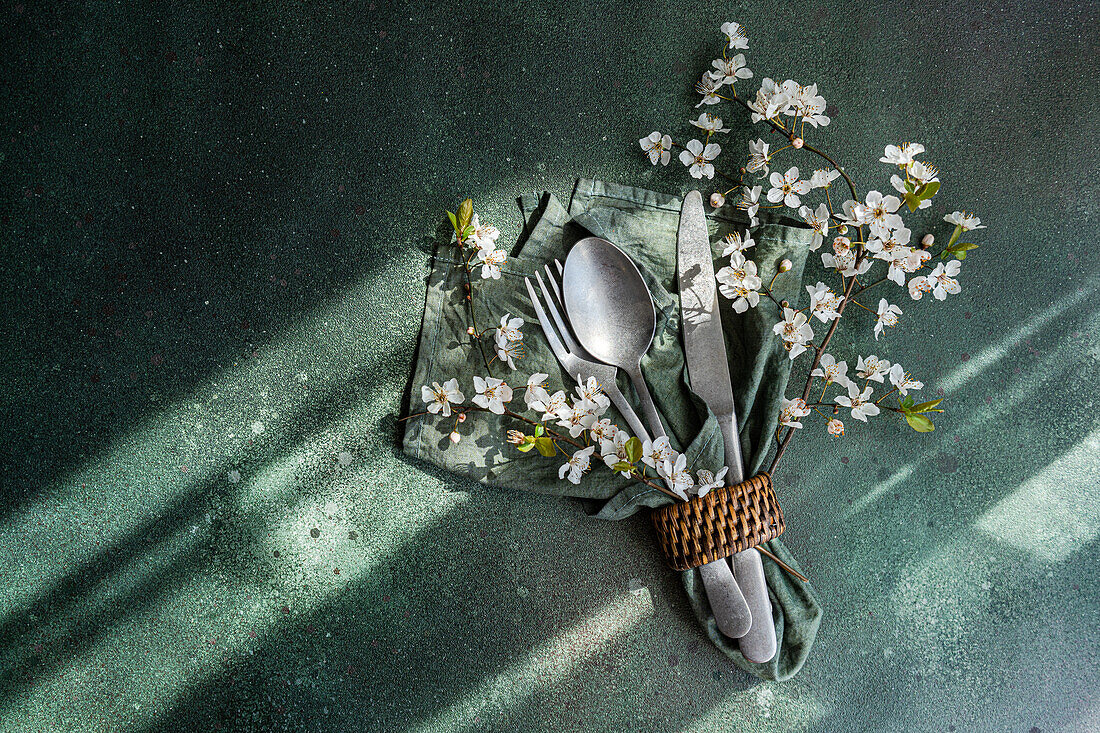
[791,137,804,149]
[778,259,793,273]
[833,406,840,415]
[710,192,726,208]
[449,431,461,443]
[780,300,789,308]
[467,326,476,336]
[457,413,466,423]
[921,233,934,249]
[837,224,848,235]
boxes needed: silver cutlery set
[524,190,778,663]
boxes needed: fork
[524,264,653,443]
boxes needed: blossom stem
[769,272,858,473]
[727,93,858,202]
[874,387,898,405]
[459,243,495,377]
[849,299,876,314]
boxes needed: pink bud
[778,259,793,273]
[791,137,804,149]
[449,431,461,443]
[457,413,466,423]
[710,192,726,208]
[921,233,934,249]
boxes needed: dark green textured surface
[1,1,1097,731]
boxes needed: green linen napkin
[403,178,822,681]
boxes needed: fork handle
[600,380,652,444]
[625,363,666,439]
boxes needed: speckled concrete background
[1,1,1097,731]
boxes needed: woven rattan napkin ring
[651,473,785,571]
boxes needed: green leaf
[905,413,935,432]
[612,461,635,474]
[945,224,962,251]
[516,442,535,452]
[625,437,643,463]
[920,180,940,199]
[904,179,916,194]
[457,198,473,231]
[904,192,921,213]
[534,424,544,437]
[941,242,978,261]
[446,210,458,233]
[912,398,943,413]
[899,395,916,412]
[534,437,555,457]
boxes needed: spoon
[562,236,753,638]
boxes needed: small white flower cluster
[494,313,525,370]
[469,214,508,280]
[748,78,830,128]
[715,231,760,313]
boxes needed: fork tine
[545,262,598,361]
[524,276,572,367]
[535,269,585,359]
[554,258,564,277]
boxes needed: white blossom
[810,168,841,189]
[574,375,610,414]
[523,373,551,408]
[858,190,905,238]
[721,21,749,49]
[773,306,814,360]
[779,397,812,428]
[469,214,500,250]
[494,339,523,370]
[944,211,986,230]
[821,248,871,277]
[600,429,632,468]
[497,313,524,342]
[798,202,830,249]
[910,260,961,300]
[421,378,465,417]
[641,435,675,469]
[679,138,721,179]
[639,131,673,166]
[880,142,925,167]
[888,364,924,395]
[835,382,880,422]
[909,160,939,184]
[811,353,851,387]
[805,281,842,322]
[478,247,507,279]
[531,389,568,420]
[695,467,729,497]
[559,445,595,484]
[695,73,723,107]
[721,230,756,256]
[472,375,513,414]
[589,418,618,444]
[738,184,763,226]
[874,299,902,340]
[657,452,694,500]
[748,78,791,122]
[855,355,891,383]
[555,399,598,438]
[689,113,730,134]
[890,174,931,209]
[767,166,809,208]
[787,82,830,127]
[716,251,762,313]
[709,54,753,86]
[746,138,770,175]
[827,418,845,436]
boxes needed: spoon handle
[625,363,666,439]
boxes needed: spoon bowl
[563,237,665,439]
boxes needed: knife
[677,190,777,662]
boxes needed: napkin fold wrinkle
[403,178,822,681]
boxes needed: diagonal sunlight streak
[974,427,1100,563]
[847,464,916,516]
[0,255,417,625]
[411,592,654,733]
[938,278,1098,393]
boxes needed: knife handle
[699,558,752,638]
[734,548,778,663]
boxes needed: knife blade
[677,190,777,662]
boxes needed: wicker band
[650,473,785,571]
